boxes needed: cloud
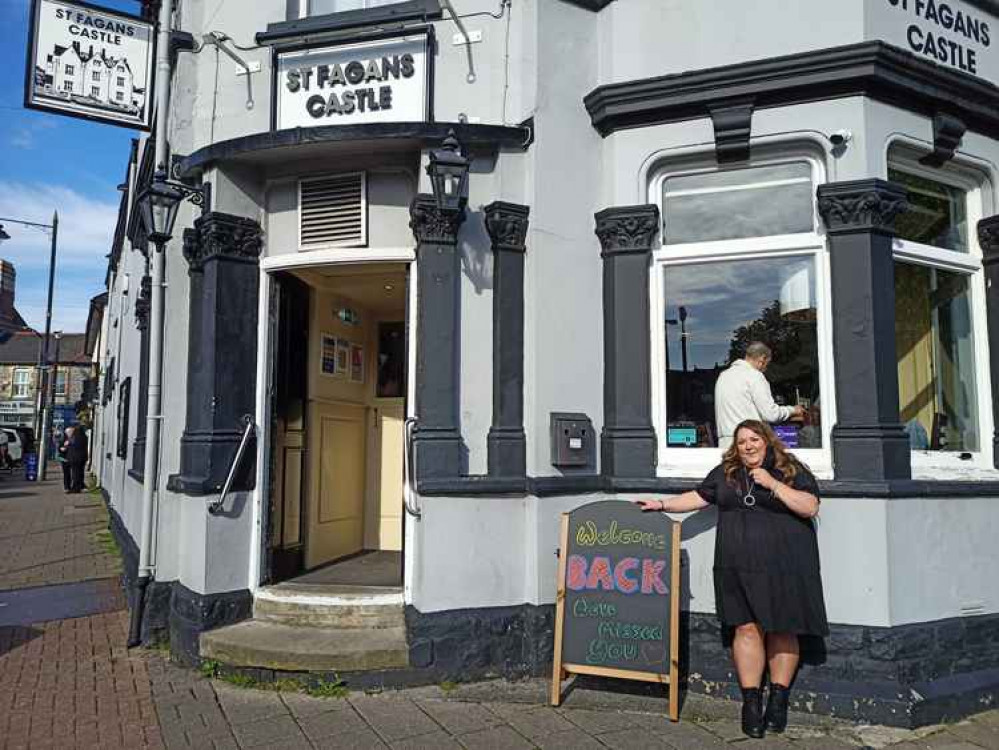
[0,181,114,332]
[6,119,57,150]
[0,181,117,270]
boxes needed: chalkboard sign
[551,500,681,721]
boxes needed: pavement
[3,476,999,750]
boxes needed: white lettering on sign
[873,0,995,81]
[276,35,429,129]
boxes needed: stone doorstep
[200,620,410,673]
[253,586,405,630]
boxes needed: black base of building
[169,583,253,667]
[404,603,999,728]
[600,426,656,478]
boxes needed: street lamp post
[0,213,59,480]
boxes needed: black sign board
[551,500,681,721]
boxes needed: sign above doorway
[275,31,432,130]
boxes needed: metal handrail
[403,416,421,519]
[209,414,255,515]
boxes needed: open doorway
[267,262,408,589]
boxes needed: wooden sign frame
[550,512,682,722]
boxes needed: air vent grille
[299,172,366,249]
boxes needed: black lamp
[426,129,470,212]
[136,170,186,244]
[0,225,10,242]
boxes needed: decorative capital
[409,194,466,246]
[978,215,999,265]
[484,201,530,253]
[594,204,660,257]
[134,275,151,331]
[817,179,909,235]
[183,212,263,271]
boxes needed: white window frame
[297,171,368,251]
[888,151,994,473]
[54,371,67,398]
[297,0,403,17]
[13,369,32,399]
[649,154,835,478]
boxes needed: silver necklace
[742,468,757,507]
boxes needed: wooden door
[375,402,404,551]
[306,401,367,568]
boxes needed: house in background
[0,332,94,430]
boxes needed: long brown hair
[723,420,799,484]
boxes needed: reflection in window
[895,263,978,451]
[662,256,821,449]
[662,163,813,244]
[889,168,968,252]
[309,0,400,14]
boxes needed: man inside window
[714,341,804,450]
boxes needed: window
[13,369,32,399]
[91,86,100,97]
[307,0,401,14]
[115,91,124,102]
[117,76,125,86]
[65,64,74,75]
[92,71,100,81]
[652,158,829,474]
[63,81,73,92]
[55,371,67,398]
[889,155,988,460]
[116,377,131,459]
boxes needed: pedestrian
[714,342,804,450]
[636,419,827,739]
[59,426,73,491]
[66,424,88,493]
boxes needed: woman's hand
[634,499,665,512]
[749,467,779,490]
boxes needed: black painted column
[167,212,262,495]
[595,205,659,478]
[484,202,529,478]
[817,179,911,481]
[409,195,466,478]
[975,216,999,468]
[130,274,151,478]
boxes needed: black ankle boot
[741,687,765,739]
[764,683,790,733]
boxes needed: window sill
[257,0,442,46]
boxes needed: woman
[637,419,827,738]
[58,427,73,492]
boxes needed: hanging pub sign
[551,500,682,722]
[275,32,432,130]
[24,0,155,130]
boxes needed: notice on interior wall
[870,0,996,83]
[24,0,154,129]
[275,32,430,129]
[321,333,338,377]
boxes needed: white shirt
[714,359,793,447]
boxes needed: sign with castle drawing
[25,0,154,130]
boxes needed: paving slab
[488,705,576,741]
[416,699,506,735]
[349,695,441,742]
[311,726,391,749]
[456,726,537,750]
[598,727,674,749]
[298,704,370,741]
[390,730,466,749]
[230,714,309,748]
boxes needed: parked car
[3,429,23,467]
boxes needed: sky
[0,0,143,333]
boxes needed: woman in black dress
[637,419,827,738]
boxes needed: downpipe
[130,0,173,649]
[127,575,150,648]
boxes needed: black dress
[695,452,829,635]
